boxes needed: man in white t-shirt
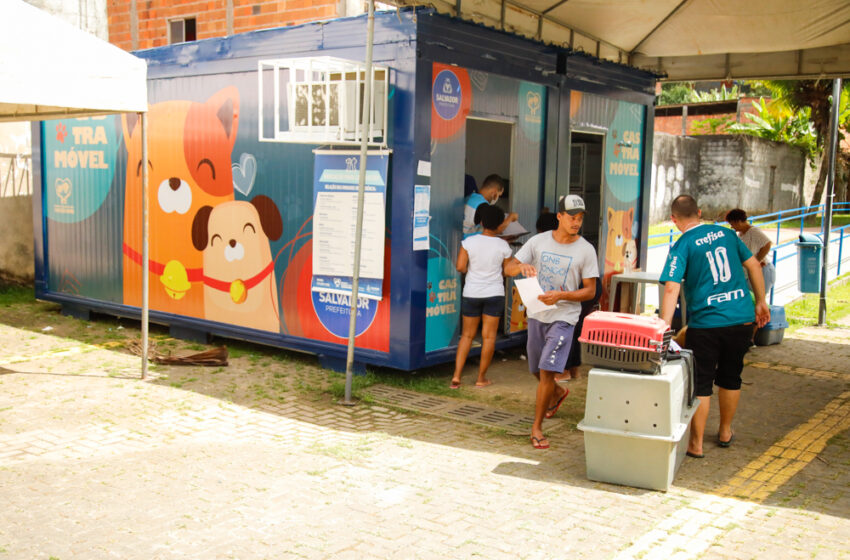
[725,208,775,295]
[504,194,599,450]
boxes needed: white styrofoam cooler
[578,359,698,491]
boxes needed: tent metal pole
[343,0,375,405]
[141,111,149,379]
[818,77,842,326]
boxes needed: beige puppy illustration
[192,195,282,332]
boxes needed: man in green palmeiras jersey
[660,195,770,460]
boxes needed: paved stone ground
[0,300,848,559]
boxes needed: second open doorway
[569,131,604,251]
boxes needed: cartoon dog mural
[192,196,282,332]
[623,239,638,273]
[121,87,240,318]
[601,206,635,311]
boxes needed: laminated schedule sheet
[313,191,385,279]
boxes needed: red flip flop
[545,388,569,418]
[531,435,550,449]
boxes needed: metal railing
[0,153,32,197]
[649,202,850,304]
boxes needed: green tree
[657,82,694,105]
[756,80,850,206]
[691,115,735,135]
[726,97,818,160]
[690,84,740,103]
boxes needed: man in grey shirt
[504,195,599,450]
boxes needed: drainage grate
[363,384,563,434]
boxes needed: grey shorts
[527,319,575,374]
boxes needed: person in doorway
[504,195,599,449]
[464,173,478,198]
[463,174,517,238]
[660,195,770,459]
[535,210,558,234]
[450,204,514,389]
[725,208,776,295]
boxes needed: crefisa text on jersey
[694,230,726,247]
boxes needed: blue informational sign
[43,116,118,223]
[311,151,388,300]
[432,69,462,121]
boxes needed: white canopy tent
[0,0,151,375]
[0,0,147,120]
[386,0,849,325]
[392,0,850,81]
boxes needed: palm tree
[760,80,850,207]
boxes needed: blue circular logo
[433,70,462,121]
[311,291,379,338]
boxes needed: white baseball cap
[558,194,586,215]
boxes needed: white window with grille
[258,57,388,146]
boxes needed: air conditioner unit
[259,57,388,145]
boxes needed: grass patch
[648,223,680,247]
[754,213,850,230]
[784,273,850,329]
[0,283,34,306]
[325,366,467,402]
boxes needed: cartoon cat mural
[121,87,239,318]
[601,205,635,311]
[509,283,527,333]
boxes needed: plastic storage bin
[796,233,823,294]
[578,358,698,491]
[579,311,671,374]
[754,305,789,346]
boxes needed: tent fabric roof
[0,0,147,122]
[394,0,850,81]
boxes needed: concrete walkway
[0,300,848,559]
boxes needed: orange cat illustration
[122,87,239,318]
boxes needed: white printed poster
[311,151,388,300]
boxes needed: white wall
[24,0,108,40]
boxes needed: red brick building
[107,0,352,51]
[654,97,763,136]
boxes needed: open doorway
[464,117,515,336]
[569,131,603,251]
[465,117,513,215]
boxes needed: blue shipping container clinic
[32,8,657,371]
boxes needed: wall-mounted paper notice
[514,277,558,315]
[413,184,431,251]
[417,160,431,177]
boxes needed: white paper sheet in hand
[514,277,558,315]
[499,220,529,238]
